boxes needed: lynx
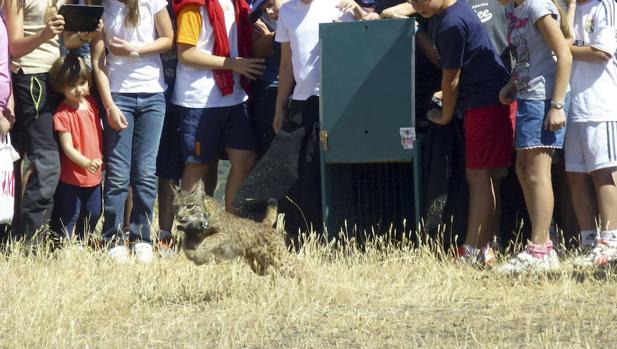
[173,187,299,277]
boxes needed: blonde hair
[549,0,571,39]
[120,0,140,27]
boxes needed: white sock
[463,244,479,256]
[600,230,617,243]
[580,230,597,248]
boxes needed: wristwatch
[129,49,140,59]
[551,100,565,110]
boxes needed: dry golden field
[0,235,616,349]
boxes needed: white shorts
[565,121,617,173]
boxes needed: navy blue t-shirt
[428,0,510,112]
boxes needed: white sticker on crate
[399,127,415,150]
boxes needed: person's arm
[427,68,460,125]
[58,131,102,173]
[0,92,12,135]
[63,20,104,50]
[252,19,275,58]
[177,45,266,80]
[91,31,128,131]
[176,6,265,79]
[565,0,575,42]
[568,1,613,62]
[108,8,174,57]
[416,31,439,67]
[336,0,367,20]
[570,43,612,62]
[537,14,572,131]
[380,2,415,18]
[5,0,65,59]
[273,42,293,132]
[499,79,517,105]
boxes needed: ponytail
[121,0,140,28]
[549,0,571,39]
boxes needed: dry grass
[0,234,615,349]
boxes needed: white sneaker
[574,240,617,268]
[109,245,130,264]
[497,247,560,274]
[133,242,154,264]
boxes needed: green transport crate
[319,19,422,241]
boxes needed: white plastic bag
[0,134,20,224]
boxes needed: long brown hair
[120,0,140,27]
[549,0,571,39]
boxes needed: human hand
[0,111,10,136]
[362,12,380,20]
[253,19,271,36]
[42,14,65,40]
[86,158,103,173]
[273,108,288,133]
[337,0,359,12]
[107,105,128,131]
[427,108,450,125]
[499,82,516,105]
[2,107,15,127]
[96,19,104,32]
[230,57,266,80]
[544,108,566,132]
[76,19,104,43]
[109,37,134,57]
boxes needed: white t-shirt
[171,2,246,108]
[275,0,355,101]
[102,0,167,93]
[569,0,617,122]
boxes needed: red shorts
[463,103,516,169]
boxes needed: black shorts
[179,103,256,164]
[156,104,184,181]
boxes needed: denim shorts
[515,95,570,149]
[179,103,256,164]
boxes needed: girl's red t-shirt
[53,96,104,187]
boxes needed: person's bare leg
[567,172,597,231]
[181,162,217,193]
[491,173,503,244]
[590,168,617,231]
[516,148,554,245]
[224,148,257,212]
[464,168,496,248]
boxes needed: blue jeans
[51,182,102,240]
[102,93,165,244]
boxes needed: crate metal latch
[319,130,329,151]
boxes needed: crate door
[319,19,415,164]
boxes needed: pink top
[0,15,11,110]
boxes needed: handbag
[0,133,20,224]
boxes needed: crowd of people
[0,0,615,272]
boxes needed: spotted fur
[173,187,300,278]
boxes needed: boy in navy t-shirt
[412,0,515,266]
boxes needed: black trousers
[11,71,61,237]
[279,96,323,235]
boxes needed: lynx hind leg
[184,230,242,265]
[263,198,278,227]
[245,254,270,276]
